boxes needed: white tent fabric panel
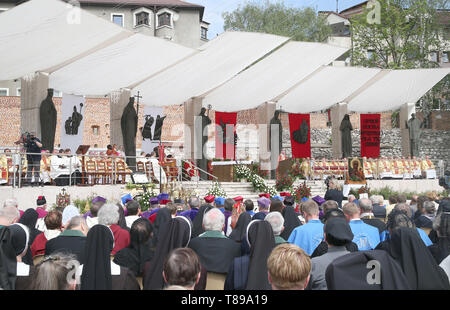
[202,42,349,112]
[132,31,289,107]
[277,66,381,113]
[50,34,196,96]
[0,0,130,80]
[348,68,450,112]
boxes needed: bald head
[0,206,20,225]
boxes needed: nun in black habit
[280,204,302,241]
[114,218,154,277]
[382,227,450,290]
[18,209,41,265]
[191,204,213,238]
[80,224,140,290]
[151,207,172,247]
[224,220,275,290]
[428,212,450,264]
[143,216,206,290]
[229,212,252,242]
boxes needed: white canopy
[201,41,349,112]
[276,66,381,113]
[50,33,196,96]
[132,31,290,107]
[347,68,450,112]
[0,0,130,81]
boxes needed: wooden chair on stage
[85,160,97,185]
[104,159,115,184]
[163,160,178,182]
[96,161,107,185]
[116,160,131,184]
[144,162,156,183]
[136,161,145,173]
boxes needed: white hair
[0,206,20,224]
[3,198,18,208]
[203,208,225,232]
[265,212,284,236]
[370,195,384,205]
[98,203,119,226]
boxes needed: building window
[158,12,171,27]
[367,50,375,60]
[201,27,208,40]
[135,11,149,26]
[0,88,9,96]
[430,51,439,63]
[92,126,99,136]
[442,52,449,63]
[16,88,21,96]
[112,14,124,27]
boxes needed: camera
[16,132,35,147]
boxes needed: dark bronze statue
[141,115,154,141]
[293,119,309,144]
[269,110,282,178]
[197,107,211,180]
[406,113,424,157]
[219,119,238,145]
[153,114,167,141]
[65,117,73,135]
[39,88,57,152]
[121,97,138,170]
[340,114,353,159]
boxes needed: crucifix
[134,91,143,116]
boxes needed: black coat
[324,189,344,208]
[45,232,86,265]
[372,204,387,219]
[362,217,386,234]
[189,234,241,274]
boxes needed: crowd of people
[0,187,449,290]
[300,156,438,180]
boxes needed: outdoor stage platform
[0,179,445,212]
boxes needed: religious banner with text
[215,111,237,160]
[141,106,164,155]
[288,113,311,159]
[360,114,381,158]
[60,94,85,153]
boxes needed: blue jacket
[349,219,381,250]
[288,219,324,255]
[380,227,432,246]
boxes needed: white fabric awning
[132,31,290,107]
[50,33,196,96]
[0,0,131,81]
[277,66,381,113]
[201,42,349,112]
[347,68,450,112]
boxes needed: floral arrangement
[234,165,277,197]
[137,191,154,212]
[275,175,294,191]
[292,182,311,203]
[234,165,252,180]
[206,181,227,198]
[251,163,269,179]
[358,185,370,195]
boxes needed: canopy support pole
[331,102,348,159]
[109,88,131,148]
[257,102,276,173]
[400,102,416,158]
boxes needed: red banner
[288,113,311,158]
[360,114,381,158]
[215,111,237,160]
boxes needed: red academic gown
[110,224,130,255]
[31,233,47,257]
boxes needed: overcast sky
[189,0,365,39]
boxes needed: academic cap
[233,196,244,203]
[257,197,271,209]
[325,217,354,242]
[312,195,326,206]
[259,193,271,198]
[204,195,215,203]
[37,196,46,206]
[121,194,132,205]
[214,197,225,205]
[92,196,106,204]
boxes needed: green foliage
[350,0,449,111]
[364,185,448,199]
[223,0,331,42]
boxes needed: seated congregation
[0,189,449,290]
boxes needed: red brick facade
[0,96,448,149]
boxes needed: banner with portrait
[141,106,164,155]
[360,114,381,158]
[215,111,237,160]
[288,113,311,158]
[60,94,85,153]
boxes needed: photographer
[23,132,43,186]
